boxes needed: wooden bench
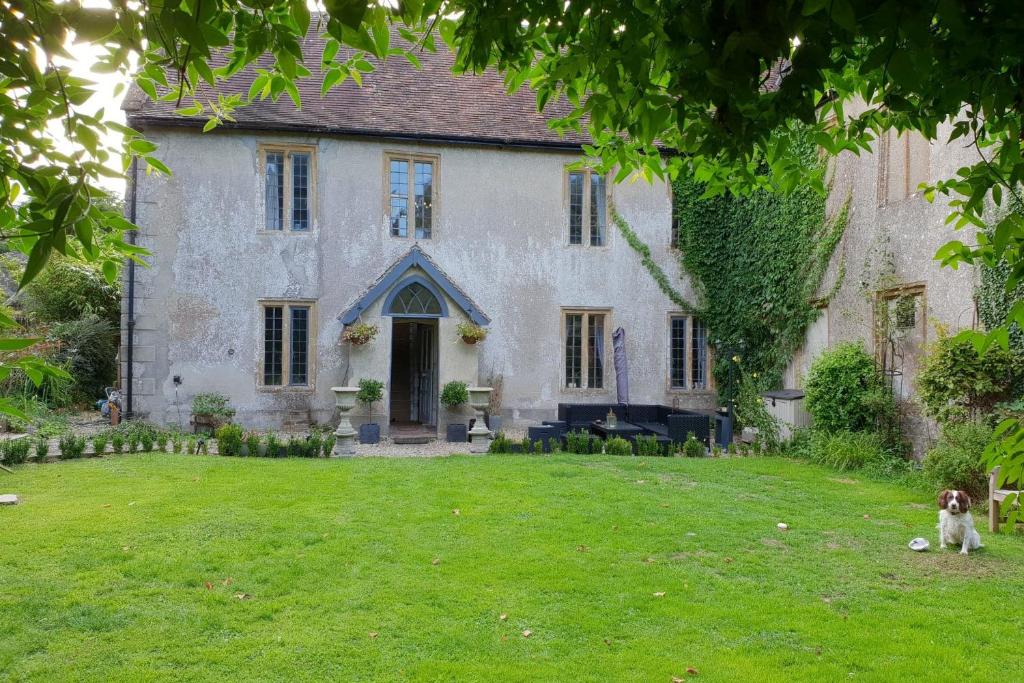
[989,466,1022,533]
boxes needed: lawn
[2,454,1022,682]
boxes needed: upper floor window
[568,169,607,246]
[877,130,930,205]
[261,145,314,231]
[670,314,710,391]
[261,301,315,388]
[563,309,609,390]
[388,153,436,239]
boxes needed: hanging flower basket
[342,322,379,346]
[456,322,487,345]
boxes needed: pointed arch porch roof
[338,246,490,326]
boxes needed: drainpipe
[125,157,138,419]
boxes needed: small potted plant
[355,378,385,444]
[191,392,235,434]
[441,380,470,442]
[456,321,487,345]
[342,322,379,346]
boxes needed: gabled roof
[339,246,490,326]
[122,25,588,151]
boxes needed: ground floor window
[670,314,710,390]
[260,301,315,387]
[563,309,609,390]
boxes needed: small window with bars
[563,309,609,390]
[261,302,314,387]
[262,146,314,232]
[567,170,607,247]
[388,154,436,239]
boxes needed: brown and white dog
[938,490,983,555]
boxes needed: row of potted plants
[341,321,488,346]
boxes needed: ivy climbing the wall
[977,203,1024,352]
[672,126,848,399]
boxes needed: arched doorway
[384,278,445,431]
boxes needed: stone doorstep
[0,494,19,505]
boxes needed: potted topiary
[456,321,487,345]
[342,322,379,346]
[191,392,235,434]
[356,378,385,445]
[441,380,469,442]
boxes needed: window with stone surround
[563,309,610,390]
[260,144,316,232]
[567,169,607,246]
[387,153,437,240]
[877,130,930,205]
[669,314,711,391]
[260,301,315,388]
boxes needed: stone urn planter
[467,386,493,453]
[331,386,360,456]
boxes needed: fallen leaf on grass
[500,634,508,642]
[643,557,656,564]
[234,592,251,600]
[777,522,789,530]
[499,613,508,621]
[660,503,671,508]
[724,557,733,564]
[635,480,646,484]
[576,545,590,552]
[431,558,441,565]
[128,501,136,506]
[863,514,871,520]
[204,581,213,590]
[653,591,666,598]
[222,577,233,586]
[102,504,111,508]
[687,667,699,676]
[452,509,460,516]
[368,632,378,639]
[121,545,131,552]
[522,630,532,638]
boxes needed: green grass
[2,454,1023,681]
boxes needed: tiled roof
[122,28,589,150]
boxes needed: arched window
[385,279,446,317]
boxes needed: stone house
[786,113,981,456]
[120,35,717,436]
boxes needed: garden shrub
[1,438,32,465]
[306,433,322,458]
[790,428,897,472]
[92,433,108,456]
[35,436,49,461]
[126,435,139,453]
[533,439,544,454]
[564,430,591,454]
[547,437,561,454]
[322,434,336,457]
[57,434,86,460]
[922,421,992,500]
[110,433,124,454]
[605,436,633,456]
[440,381,469,408]
[917,337,1024,424]
[22,258,120,327]
[520,436,533,454]
[191,393,235,422]
[215,424,244,456]
[264,433,281,458]
[245,432,260,457]
[635,435,661,457]
[286,436,305,458]
[487,432,512,453]
[140,433,154,453]
[734,368,781,448]
[356,379,385,405]
[682,433,705,458]
[173,433,185,453]
[804,342,888,433]
[49,314,118,403]
[156,433,168,453]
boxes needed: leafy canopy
[4,0,1024,476]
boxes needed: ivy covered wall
[671,128,847,398]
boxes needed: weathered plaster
[124,129,715,433]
